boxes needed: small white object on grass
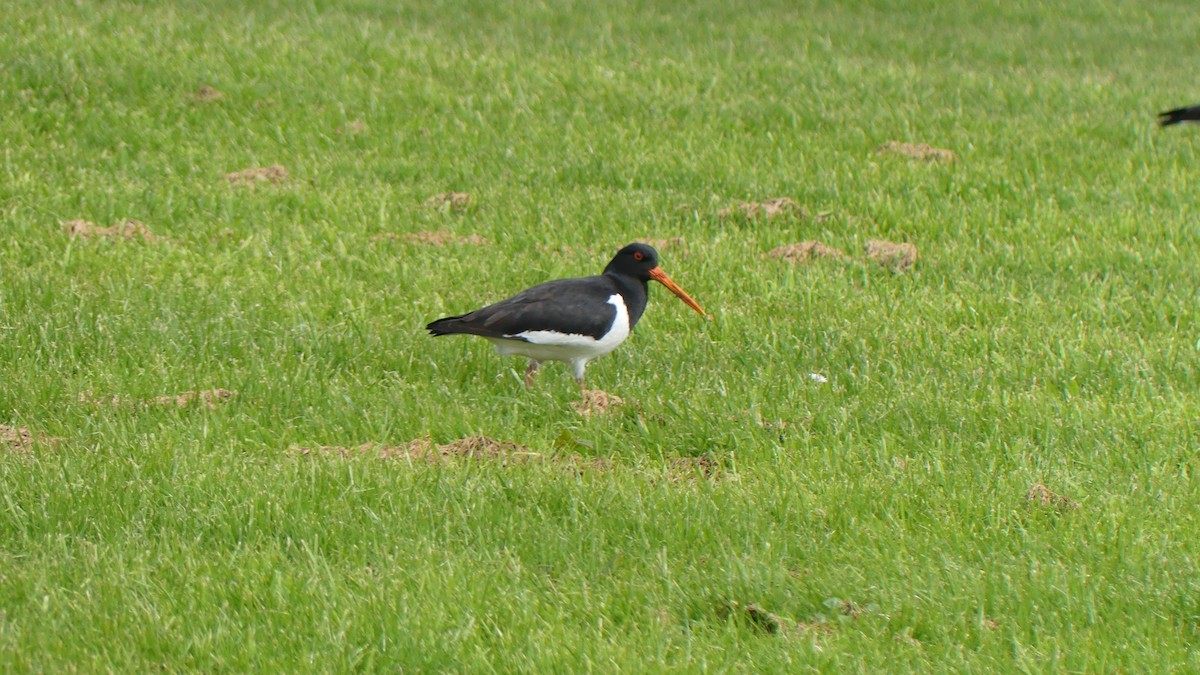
[809,373,828,383]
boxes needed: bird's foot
[524,361,540,388]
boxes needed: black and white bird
[1158,105,1200,127]
[427,242,707,388]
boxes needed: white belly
[486,294,631,364]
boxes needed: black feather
[427,276,630,341]
[426,243,662,343]
[1158,105,1200,127]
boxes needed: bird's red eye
[633,251,644,261]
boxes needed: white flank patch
[487,294,631,364]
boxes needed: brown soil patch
[292,439,427,460]
[344,119,368,135]
[717,600,783,634]
[763,241,847,263]
[62,219,160,242]
[186,85,225,103]
[371,231,489,246]
[1026,483,1079,511]
[792,621,837,637]
[1,425,35,453]
[875,141,955,162]
[293,438,722,482]
[565,455,618,474]
[719,197,801,219]
[743,603,783,634]
[224,164,289,186]
[295,436,543,465]
[1,424,61,453]
[435,435,540,461]
[294,436,620,475]
[157,389,235,408]
[832,598,867,619]
[571,389,624,417]
[78,388,235,410]
[717,600,834,638]
[666,454,721,481]
[864,239,918,272]
[423,192,473,212]
[78,392,128,407]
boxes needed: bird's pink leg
[572,359,588,392]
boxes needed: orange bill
[648,267,708,317]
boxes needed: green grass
[3,0,1200,670]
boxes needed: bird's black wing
[1158,105,1200,127]
[427,276,620,341]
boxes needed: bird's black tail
[426,316,463,336]
[1158,106,1200,127]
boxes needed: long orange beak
[648,267,708,317]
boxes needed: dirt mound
[716,600,836,638]
[186,85,224,103]
[423,192,473,212]
[717,600,785,634]
[79,388,235,409]
[157,388,235,408]
[224,164,288,186]
[1,425,35,453]
[62,219,160,242]
[763,241,847,263]
[436,435,541,461]
[765,238,917,271]
[372,231,489,246]
[295,435,543,465]
[875,141,955,162]
[1,424,60,453]
[864,239,918,272]
[293,437,719,483]
[664,454,723,482]
[1026,483,1079,511]
[291,440,422,460]
[571,389,624,416]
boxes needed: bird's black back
[427,274,648,341]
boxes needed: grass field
[3,0,1200,670]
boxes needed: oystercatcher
[1159,105,1200,127]
[427,242,707,388]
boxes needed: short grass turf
[3,0,1200,670]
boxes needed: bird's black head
[603,242,661,281]
[603,242,708,317]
